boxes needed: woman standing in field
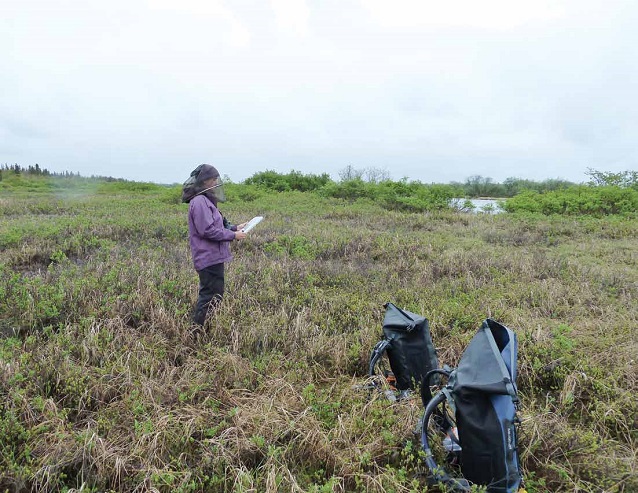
[182,164,247,327]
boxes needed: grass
[0,177,636,492]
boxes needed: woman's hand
[236,222,248,231]
[234,230,247,240]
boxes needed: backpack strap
[421,391,471,492]
[368,339,391,378]
[420,368,452,408]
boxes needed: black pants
[193,263,225,326]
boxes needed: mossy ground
[1,179,636,492]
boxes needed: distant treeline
[452,175,576,198]
[4,164,637,215]
[0,163,61,177]
[243,169,578,198]
[236,167,638,215]
[0,163,574,196]
[1,164,129,182]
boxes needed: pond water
[450,198,505,214]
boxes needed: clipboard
[242,216,264,232]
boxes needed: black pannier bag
[369,303,438,391]
[420,319,523,493]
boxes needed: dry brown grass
[1,189,636,492]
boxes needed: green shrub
[504,186,638,216]
[97,181,163,194]
[319,179,461,212]
[244,170,331,192]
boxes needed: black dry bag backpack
[369,303,438,392]
[420,319,522,493]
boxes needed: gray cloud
[1,0,636,184]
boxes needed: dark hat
[197,164,220,182]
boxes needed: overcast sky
[2,0,636,184]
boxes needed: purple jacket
[188,195,236,271]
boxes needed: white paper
[242,216,263,232]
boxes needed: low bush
[319,179,462,212]
[1,173,636,492]
[244,170,331,192]
[503,186,638,216]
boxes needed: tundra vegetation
[0,166,637,492]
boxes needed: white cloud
[270,0,310,37]
[362,0,566,29]
[1,0,636,183]
[148,0,252,47]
